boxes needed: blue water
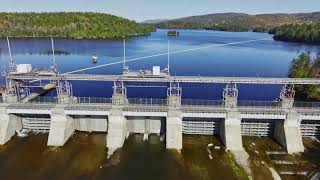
[0,29,320,100]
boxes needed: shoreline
[0,33,152,41]
[4,28,320,46]
[160,28,320,45]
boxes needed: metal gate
[241,119,275,137]
[182,118,221,135]
[300,120,320,138]
[21,115,51,132]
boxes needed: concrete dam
[1,80,320,156]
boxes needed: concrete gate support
[106,81,128,155]
[47,106,75,146]
[220,111,243,151]
[274,111,304,154]
[221,83,243,151]
[166,82,183,150]
[0,107,22,145]
[106,109,127,153]
[166,109,182,150]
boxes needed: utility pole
[167,40,170,75]
[123,39,129,74]
[51,37,56,65]
[51,38,58,73]
[7,37,16,73]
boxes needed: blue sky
[0,0,319,22]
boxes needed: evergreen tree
[289,52,313,78]
[289,51,320,101]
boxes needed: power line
[63,38,269,75]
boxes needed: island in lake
[167,30,180,36]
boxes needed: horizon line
[0,10,319,22]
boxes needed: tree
[314,52,320,68]
[289,52,313,78]
[289,51,320,101]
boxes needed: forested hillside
[154,12,320,32]
[0,12,155,39]
[273,23,320,44]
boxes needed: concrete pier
[166,95,182,150]
[0,106,21,145]
[166,110,182,150]
[47,105,75,146]
[106,92,128,155]
[274,111,304,154]
[281,98,294,109]
[220,111,243,151]
[106,108,127,154]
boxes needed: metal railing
[181,99,225,107]
[77,97,112,104]
[127,98,168,107]
[16,96,113,105]
[237,100,281,109]
[293,102,320,110]
[28,96,58,104]
[2,95,320,111]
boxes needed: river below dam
[0,133,319,180]
[1,29,320,179]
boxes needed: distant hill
[293,12,320,22]
[154,12,320,32]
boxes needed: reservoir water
[1,29,320,100]
[1,29,320,179]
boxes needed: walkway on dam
[2,96,320,116]
[9,74,320,84]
